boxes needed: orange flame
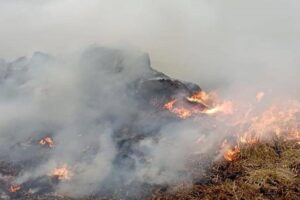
[39,136,54,148]
[9,184,21,193]
[189,92,300,161]
[202,101,233,115]
[164,91,233,118]
[221,140,240,161]
[163,99,193,119]
[223,145,240,161]
[50,164,73,181]
[186,91,211,106]
[234,100,300,145]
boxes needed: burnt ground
[1,140,299,200]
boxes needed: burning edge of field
[152,90,300,200]
[2,88,300,200]
[3,139,299,200]
[152,140,300,200]
[1,48,300,199]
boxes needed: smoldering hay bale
[0,46,216,199]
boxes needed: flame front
[50,165,73,181]
[180,90,300,162]
[234,100,300,145]
[163,91,232,118]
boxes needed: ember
[39,136,54,148]
[8,184,21,193]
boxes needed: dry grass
[3,141,300,200]
[152,141,300,200]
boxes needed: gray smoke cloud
[0,47,222,198]
[1,0,300,92]
[1,0,300,198]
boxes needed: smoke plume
[1,0,300,198]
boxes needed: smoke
[0,47,220,197]
[1,0,300,198]
[1,0,300,92]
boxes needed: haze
[1,0,300,90]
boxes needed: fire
[9,184,21,193]
[163,99,176,110]
[50,164,73,181]
[186,91,300,162]
[223,146,240,162]
[202,101,233,115]
[39,136,54,148]
[166,89,300,162]
[221,140,240,161]
[234,100,300,144]
[164,91,233,118]
[226,99,299,158]
[186,91,212,107]
[170,107,193,119]
[163,99,193,119]
[238,135,259,145]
